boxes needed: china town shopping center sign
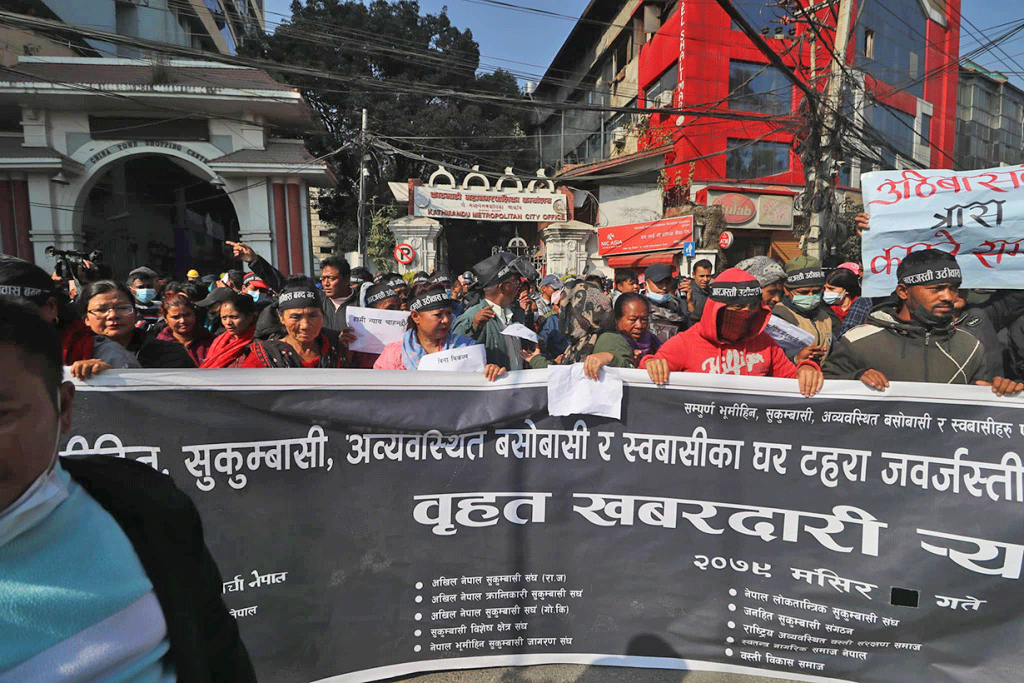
[412,166,568,223]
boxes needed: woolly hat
[736,255,786,287]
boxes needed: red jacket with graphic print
[639,275,807,378]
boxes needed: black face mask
[908,298,953,328]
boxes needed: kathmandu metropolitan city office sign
[412,166,569,223]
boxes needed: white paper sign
[346,306,409,354]
[861,166,1024,296]
[765,315,816,351]
[501,323,539,343]
[547,363,623,420]
[417,344,487,373]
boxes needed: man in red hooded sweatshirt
[640,268,824,397]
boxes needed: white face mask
[0,393,70,547]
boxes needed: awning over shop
[606,251,679,269]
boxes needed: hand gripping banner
[62,369,1024,683]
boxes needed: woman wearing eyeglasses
[80,280,196,370]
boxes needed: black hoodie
[822,303,989,384]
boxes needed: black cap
[195,287,236,307]
[644,264,675,284]
[472,254,517,288]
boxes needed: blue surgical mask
[0,394,68,547]
[822,291,843,305]
[135,288,157,304]
[248,290,261,302]
[792,294,822,312]
[445,289,453,299]
[647,291,669,304]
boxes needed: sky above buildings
[263,0,1023,89]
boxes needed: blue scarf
[400,328,477,370]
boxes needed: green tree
[240,0,534,252]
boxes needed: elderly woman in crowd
[243,281,349,368]
[374,286,505,380]
[80,280,196,369]
[582,292,660,378]
[200,292,259,368]
[155,293,214,366]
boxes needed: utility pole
[358,108,368,267]
[806,0,854,260]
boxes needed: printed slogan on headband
[861,165,1024,297]
[64,371,1024,683]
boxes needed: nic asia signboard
[599,215,695,256]
[412,186,568,223]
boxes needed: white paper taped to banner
[765,315,817,351]
[346,306,409,354]
[861,166,1024,297]
[417,344,486,373]
[547,363,623,419]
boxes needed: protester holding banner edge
[374,285,506,380]
[0,295,257,681]
[822,249,1023,396]
[584,292,661,378]
[640,268,824,397]
[243,280,349,369]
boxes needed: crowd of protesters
[3,210,1024,399]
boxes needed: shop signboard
[598,216,695,256]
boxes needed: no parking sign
[393,243,415,265]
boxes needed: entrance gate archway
[77,153,241,278]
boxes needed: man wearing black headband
[823,250,1022,395]
[773,256,840,365]
[640,268,823,397]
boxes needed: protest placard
[861,166,1024,297]
[346,306,408,353]
[417,344,486,372]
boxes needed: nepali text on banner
[861,165,1024,297]
[62,369,1024,683]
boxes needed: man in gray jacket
[822,249,1022,396]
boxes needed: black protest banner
[63,369,1024,683]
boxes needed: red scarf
[831,303,850,322]
[60,320,95,364]
[200,327,256,368]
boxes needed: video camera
[46,246,104,282]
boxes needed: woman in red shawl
[201,292,258,368]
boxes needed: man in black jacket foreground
[822,249,1022,397]
[0,295,256,682]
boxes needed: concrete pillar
[12,180,33,261]
[287,183,304,275]
[387,216,442,274]
[239,179,274,265]
[541,220,597,276]
[272,181,289,274]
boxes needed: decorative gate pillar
[387,215,442,274]
[541,220,597,276]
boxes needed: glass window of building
[645,65,678,107]
[729,61,792,115]
[864,102,915,167]
[726,139,791,179]
[855,0,927,98]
